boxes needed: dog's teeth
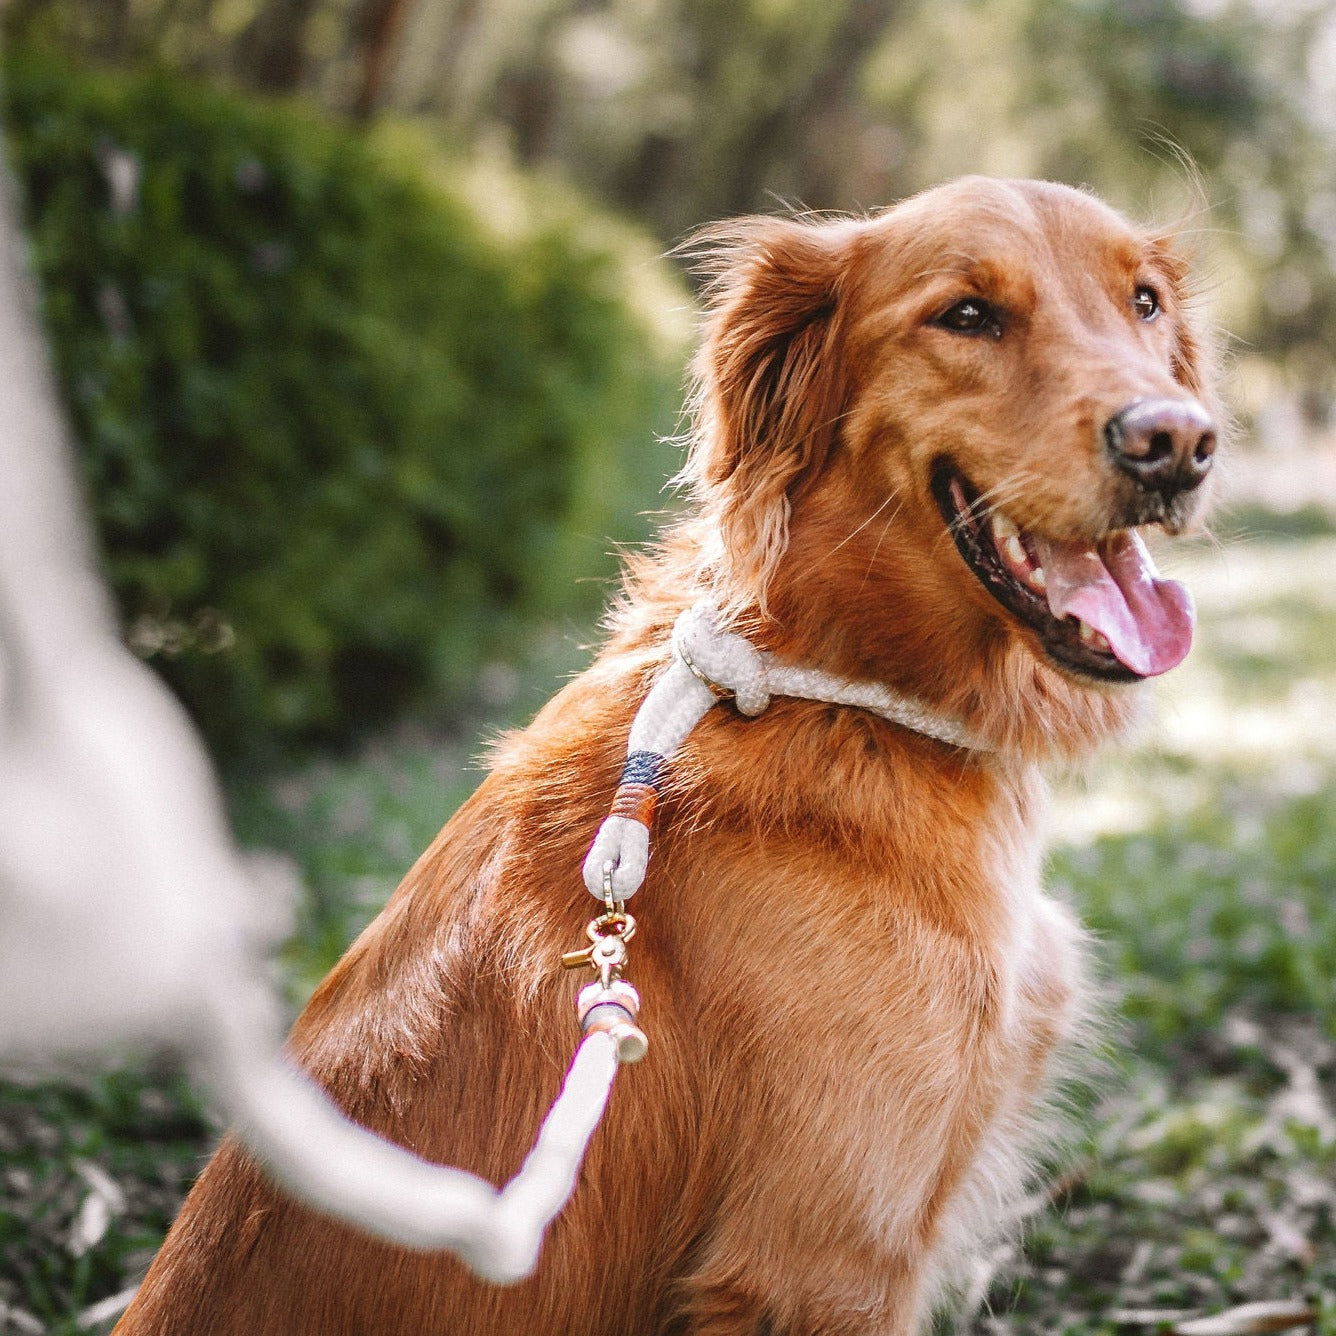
[1076,620,1110,651]
[991,511,1048,593]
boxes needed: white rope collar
[582,602,993,900]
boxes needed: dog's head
[685,177,1220,756]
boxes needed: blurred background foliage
[6,0,1336,760]
[2,50,683,759]
[4,1,1336,1332]
[11,0,1336,386]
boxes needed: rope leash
[408,601,987,1280]
[580,601,992,901]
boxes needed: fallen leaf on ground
[1172,1299,1317,1334]
[77,1283,141,1329]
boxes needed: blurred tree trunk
[493,6,567,164]
[352,0,416,120]
[614,0,901,239]
[93,0,133,60]
[2,0,59,44]
[724,0,899,216]
[234,0,321,93]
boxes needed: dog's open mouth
[931,463,1195,682]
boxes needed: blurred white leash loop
[0,138,618,1289]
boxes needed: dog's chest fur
[618,693,1089,1322]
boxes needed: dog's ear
[684,217,852,610]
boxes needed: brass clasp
[560,907,636,976]
[560,888,647,1062]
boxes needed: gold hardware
[676,640,733,701]
[560,907,636,971]
[561,898,648,1060]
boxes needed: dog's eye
[1133,285,1161,321]
[935,298,1001,336]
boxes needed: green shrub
[2,53,683,760]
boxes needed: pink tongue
[1030,531,1195,677]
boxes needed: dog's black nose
[1105,398,1216,497]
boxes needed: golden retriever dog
[117,176,1217,1335]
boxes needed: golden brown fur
[117,177,1216,1335]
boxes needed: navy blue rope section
[620,750,667,790]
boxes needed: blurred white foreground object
[0,146,616,1281]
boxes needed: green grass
[225,623,597,1001]
[0,1063,212,1334]
[228,730,487,1003]
[3,525,1335,1333]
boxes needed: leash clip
[559,907,636,975]
[560,864,647,1063]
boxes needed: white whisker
[859,498,905,593]
[824,486,903,560]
